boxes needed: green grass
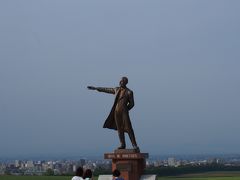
[157,171,240,180]
[158,178,240,180]
[0,176,71,180]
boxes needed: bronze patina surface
[88,77,139,151]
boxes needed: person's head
[76,166,83,177]
[83,169,92,179]
[112,169,121,178]
[119,77,128,88]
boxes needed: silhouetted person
[88,77,139,151]
[83,169,93,180]
[72,166,84,180]
[112,169,124,180]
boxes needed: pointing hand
[87,86,96,90]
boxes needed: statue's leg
[115,111,126,149]
[118,130,126,149]
[122,112,140,151]
[128,128,140,151]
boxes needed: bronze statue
[88,77,139,151]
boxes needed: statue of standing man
[88,77,140,152]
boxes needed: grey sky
[0,0,240,157]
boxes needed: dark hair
[83,169,92,179]
[76,166,83,177]
[112,169,121,177]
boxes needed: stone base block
[104,149,149,180]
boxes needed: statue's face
[119,77,127,87]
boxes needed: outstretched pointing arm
[87,86,115,94]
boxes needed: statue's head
[120,76,128,87]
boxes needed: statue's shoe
[117,145,126,149]
[133,145,140,152]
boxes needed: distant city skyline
[1,0,240,157]
[2,153,240,176]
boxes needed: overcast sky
[0,0,240,158]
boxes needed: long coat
[97,87,135,133]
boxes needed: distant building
[26,161,34,168]
[168,157,176,167]
[153,161,160,167]
[79,159,86,166]
[0,164,5,175]
[67,164,73,173]
[15,160,20,168]
[73,164,77,172]
[47,161,54,169]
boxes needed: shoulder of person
[72,176,84,180]
[71,176,78,180]
[126,88,133,94]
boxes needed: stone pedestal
[104,149,149,180]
